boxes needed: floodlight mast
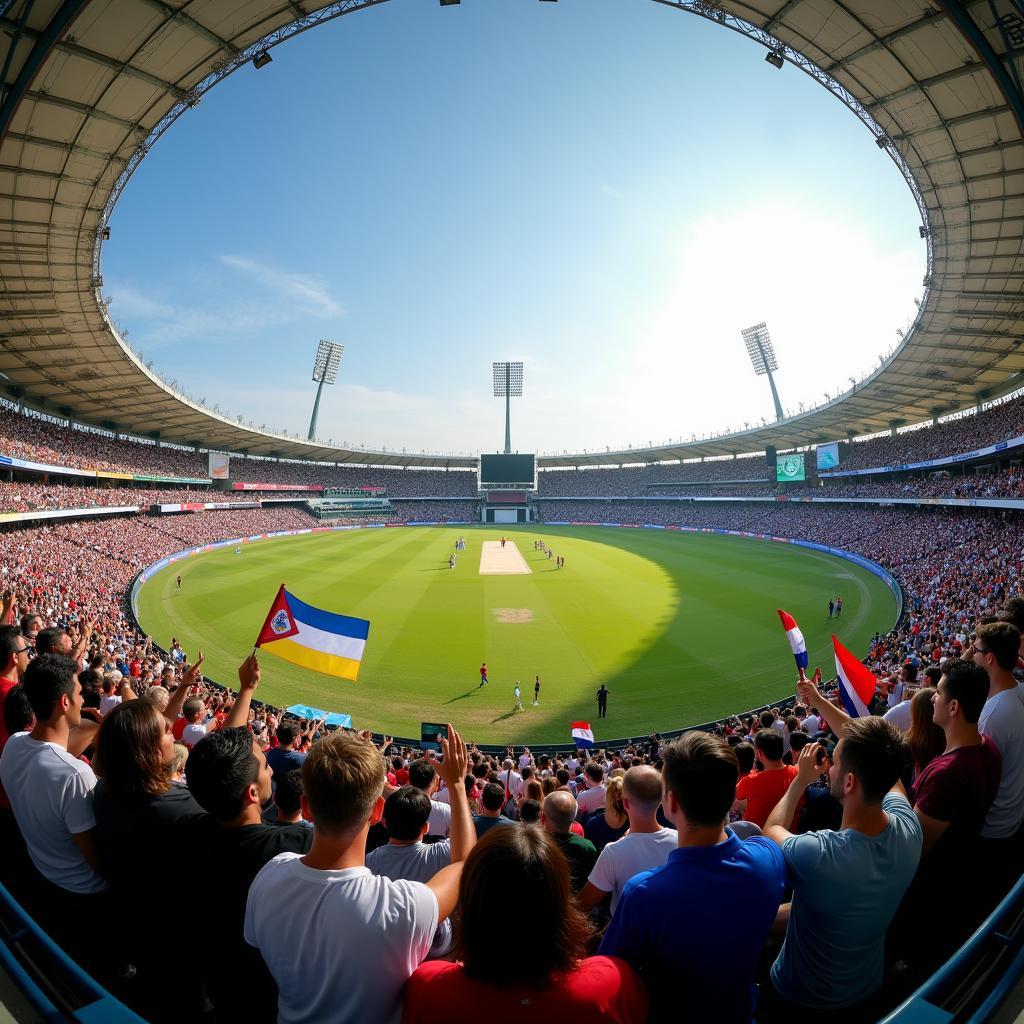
[492,361,524,454]
[308,340,344,441]
[740,323,784,421]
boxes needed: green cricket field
[135,525,898,743]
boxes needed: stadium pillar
[308,376,327,441]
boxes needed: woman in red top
[402,826,647,1024]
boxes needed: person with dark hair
[733,729,797,828]
[904,687,945,780]
[409,757,451,837]
[246,725,474,1024]
[403,826,647,1022]
[599,732,784,1023]
[576,761,606,819]
[184,657,311,1023]
[266,719,305,777]
[473,781,514,838]
[766,671,924,1017]
[971,621,1024,905]
[367,786,458,958]
[0,624,30,746]
[889,660,1001,976]
[519,798,541,824]
[92,700,208,1018]
[263,769,312,828]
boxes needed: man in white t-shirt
[180,696,211,748]
[245,724,474,1024]
[518,747,532,772]
[802,708,822,735]
[408,758,451,837]
[972,622,1024,899]
[0,653,112,976]
[578,765,676,914]
[575,762,607,820]
[497,758,522,801]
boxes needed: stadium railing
[0,881,146,1023]
[881,875,1024,1023]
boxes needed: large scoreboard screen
[480,453,536,486]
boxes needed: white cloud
[219,255,344,317]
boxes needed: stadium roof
[0,0,1021,470]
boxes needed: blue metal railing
[0,881,146,1023]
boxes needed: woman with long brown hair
[905,686,945,780]
[402,826,647,1022]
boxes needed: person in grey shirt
[367,786,453,957]
[761,672,924,1017]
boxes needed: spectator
[408,758,451,837]
[583,772,629,852]
[265,720,306,776]
[972,621,1024,902]
[762,684,923,1019]
[733,730,797,828]
[367,786,462,958]
[903,687,945,780]
[541,790,597,893]
[0,625,29,746]
[403,826,648,1022]
[182,657,310,1023]
[0,654,113,977]
[579,766,676,915]
[519,798,542,824]
[576,762,607,818]
[245,725,473,1024]
[891,659,1000,975]
[599,732,785,1023]
[473,781,514,838]
[263,769,313,829]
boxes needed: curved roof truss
[0,0,1021,468]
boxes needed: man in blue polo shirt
[599,732,786,1023]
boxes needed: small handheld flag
[833,634,877,718]
[256,585,370,682]
[777,609,809,671]
[571,722,595,748]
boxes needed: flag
[833,634,876,718]
[571,721,594,748]
[777,609,809,670]
[256,585,370,681]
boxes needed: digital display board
[480,453,536,485]
[420,722,448,752]
[816,442,840,471]
[776,452,806,483]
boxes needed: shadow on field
[490,709,518,724]
[445,690,478,704]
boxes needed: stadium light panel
[765,50,784,69]
[253,51,273,69]
[493,361,524,397]
[312,340,344,384]
[741,323,778,376]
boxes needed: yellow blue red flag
[256,585,370,682]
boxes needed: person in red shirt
[0,625,31,748]
[402,825,647,1024]
[733,730,798,829]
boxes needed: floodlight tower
[492,361,524,454]
[307,340,344,441]
[741,323,784,421]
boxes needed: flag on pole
[777,609,809,671]
[833,634,876,718]
[256,585,370,681]
[571,722,594,748]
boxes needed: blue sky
[104,0,924,455]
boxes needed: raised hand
[183,651,206,687]
[237,653,259,691]
[437,723,468,787]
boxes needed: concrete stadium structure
[0,0,1021,470]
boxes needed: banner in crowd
[208,453,230,480]
[284,704,353,729]
[230,482,325,492]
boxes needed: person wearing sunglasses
[0,626,31,747]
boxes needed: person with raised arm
[245,723,475,1024]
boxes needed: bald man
[541,791,597,893]
[578,765,677,914]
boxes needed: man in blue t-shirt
[265,721,306,781]
[763,672,925,1018]
[599,732,786,1023]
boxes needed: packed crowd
[538,459,771,496]
[836,392,1024,470]
[227,460,480,495]
[0,624,1021,1024]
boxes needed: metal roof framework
[0,0,1021,469]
